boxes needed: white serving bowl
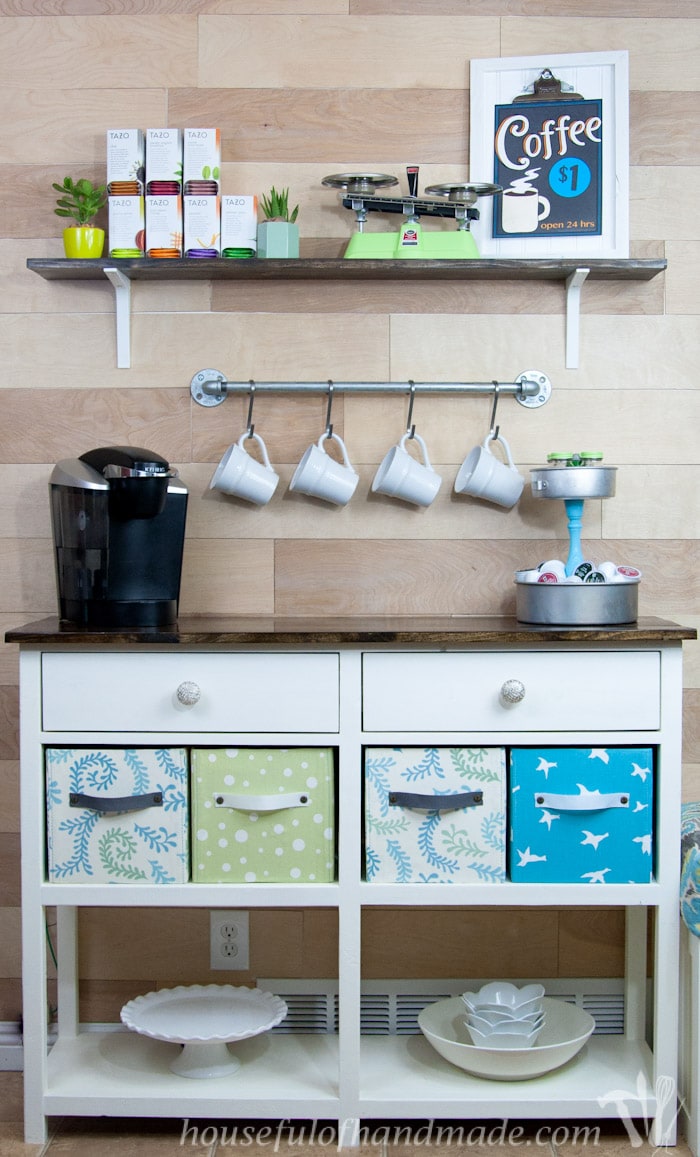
[419,996,594,1081]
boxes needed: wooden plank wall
[0,0,697,1024]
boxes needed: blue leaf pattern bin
[46,748,189,884]
[364,747,506,883]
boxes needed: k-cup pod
[574,561,594,579]
[539,559,567,579]
[515,569,541,584]
[454,432,524,508]
[372,431,442,507]
[209,431,279,505]
[537,571,560,584]
[584,570,606,584]
[617,565,642,581]
[599,560,618,580]
[289,431,359,506]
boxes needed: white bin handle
[214,791,310,812]
[535,790,629,811]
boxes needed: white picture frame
[469,50,629,259]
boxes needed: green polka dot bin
[191,748,336,883]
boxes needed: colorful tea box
[183,128,221,192]
[365,747,506,883]
[509,746,654,884]
[191,747,336,883]
[146,128,183,188]
[184,195,221,256]
[145,195,183,256]
[108,195,145,256]
[46,747,189,884]
[220,196,258,255]
[106,128,145,194]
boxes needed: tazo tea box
[220,196,258,256]
[145,195,183,257]
[184,195,221,256]
[183,128,221,191]
[146,128,183,186]
[106,129,145,194]
[108,196,145,257]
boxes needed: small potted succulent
[53,176,107,258]
[257,186,299,259]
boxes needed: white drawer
[362,650,660,732]
[42,652,340,733]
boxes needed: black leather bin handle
[388,790,483,811]
[69,791,163,814]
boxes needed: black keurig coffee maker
[50,446,188,628]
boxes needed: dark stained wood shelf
[27,256,666,282]
[26,255,666,370]
[6,614,695,648]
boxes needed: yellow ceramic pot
[63,227,105,259]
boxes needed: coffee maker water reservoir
[50,446,188,628]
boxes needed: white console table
[6,614,694,1146]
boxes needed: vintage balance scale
[321,167,501,259]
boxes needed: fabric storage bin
[509,746,654,883]
[191,748,335,883]
[364,747,506,883]
[46,748,189,883]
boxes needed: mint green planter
[257,220,299,258]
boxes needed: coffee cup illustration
[501,188,550,234]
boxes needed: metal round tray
[424,182,501,204]
[530,466,617,499]
[515,580,639,626]
[321,173,398,193]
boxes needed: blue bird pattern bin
[364,747,506,883]
[509,747,654,884]
[46,748,189,884]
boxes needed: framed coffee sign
[469,51,629,259]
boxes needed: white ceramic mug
[501,188,550,234]
[454,432,524,508]
[289,431,359,506]
[209,431,279,505]
[372,431,442,507]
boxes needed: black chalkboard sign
[492,98,603,239]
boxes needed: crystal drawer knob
[176,680,201,706]
[500,679,525,705]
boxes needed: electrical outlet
[210,910,249,971]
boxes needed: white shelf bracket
[103,267,132,369]
[565,267,590,370]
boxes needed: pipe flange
[515,370,552,409]
[190,368,227,407]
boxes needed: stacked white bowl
[461,982,546,1049]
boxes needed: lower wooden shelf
[359,1034,655,1118]
[42,1029,654,1124]
[44,1031,339,1117]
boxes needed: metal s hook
[489,381,501,439]
[324,380,334,438]
[245,381,256,437]
[406,380,416,439]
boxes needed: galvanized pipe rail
[190,369,552,411]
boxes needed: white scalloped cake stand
[120,984,288,1078]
